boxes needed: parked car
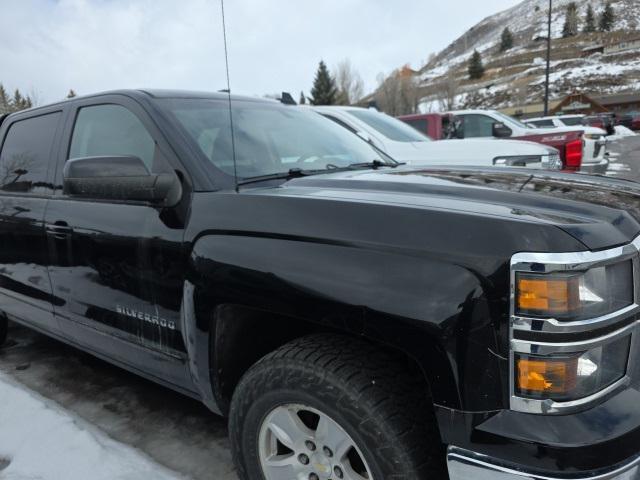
[3,89,640,480]
[312,106,562,170]
[397,112,455,140]
[447,109,610,173]
[584,113,633,135]
[526,114,587,128]
[524,115,609,156]
[399,110,598,173]
[633,113,640,131]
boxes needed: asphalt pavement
[0,136,639,480]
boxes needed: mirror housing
[63,156,181,205]
[492,122,513,138]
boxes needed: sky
[0,0,521,105]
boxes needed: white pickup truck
[312,106,562,170]
[448,110,609,173]
[525,114,609,151]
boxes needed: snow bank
[608,126,638,141]
[0,373,185,480]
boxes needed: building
[550,92,608,115]
[604,37,640,55]
[596,93,640,114]
[502,91,640,118]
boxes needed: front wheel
[229,334,446,480]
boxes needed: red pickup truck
[399,110,602,172]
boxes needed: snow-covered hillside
[418,0,640,111]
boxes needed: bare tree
[28,87,42,107]
[0,152,37,191]
[374,69,421,116]
[334,59,365,105]
[435,69,460,111]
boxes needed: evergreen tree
[500,27,514,52]
[67,89,77,99]
[468,50,485,80]
[0,84,9,115]
[310,61,338,105]
[599,1,615,32]
[299,91,306,105]
[12,89,26,111]
[584,4,597,33]
[562,2,580,37]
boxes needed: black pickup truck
[1,90,639,480]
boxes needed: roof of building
[595,93,640,105]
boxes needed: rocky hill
[417,0,640,111]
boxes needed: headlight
[516,260,633,320]
[515,335,631,402]
[493,155,543,167]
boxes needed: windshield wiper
[347,159,403,169]
[237,160,402,188]
[236,168,315,187]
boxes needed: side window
[0,112,60,194]
[462,114,496,138]
[69,105,157,171]
[530,120,555,128]
[403,118,429,135]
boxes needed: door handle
[46,221,73,239]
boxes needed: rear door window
[69,105,156,171]
[403,118,429,135]
[0,112,60,194]
[529,119,555,128]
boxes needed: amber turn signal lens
[516,274,579,315]
[516,357,578,396]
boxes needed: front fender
[186,232,509,414]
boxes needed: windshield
[493,111,533,129]
[559,117,585,126]
[348,109,431,143]
[161,99,393,179]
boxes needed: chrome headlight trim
[509,236,640,414]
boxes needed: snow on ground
[608,126,638,141]
[0,372,186,480]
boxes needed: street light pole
[543,0,552,115]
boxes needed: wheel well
[210,305,434,416]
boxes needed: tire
[229,334,446,480]
[0,315,7,347]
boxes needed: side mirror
[63,155,181,205]
[451,118,464,139]
[493,122,512,138]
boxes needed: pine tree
[310,61,338,105]
[562,2,580,37]
[468,50,485,80]
[599,1,615,32]
[584,4,597,33]
[500,27,514,52]
[67,89,77,99]
[12,89,25,111]
[299,91,306,105]
[0,84,9,115]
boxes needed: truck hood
[274,167,640,250]
[386,138,556,165]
